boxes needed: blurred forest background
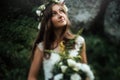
[0,0,120,80]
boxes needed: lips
[58,18,65,23]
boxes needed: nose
[58,12,63,18]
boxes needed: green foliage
[0,16,38,80]
[84,34,120,80]
[0,16,120,80]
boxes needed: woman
[28,0,90,80]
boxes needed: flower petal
[38,22,41,30]
[36,10,41,16]
[67,59,76,67]
[61,65,68,73]
[54,73,63,80]
[70,73,81,80]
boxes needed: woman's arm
[27,47,43,80]
[80,42,87,63]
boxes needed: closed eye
[52,8,65,16]
[52,11,57,16]
[59,8,65,13]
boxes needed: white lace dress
[38,36,85,80]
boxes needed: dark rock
[104,0,120,44]
[65,0,102,29]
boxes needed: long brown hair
[31,2,74,60]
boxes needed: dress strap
[75,35,85,45]
[37,42,44,51]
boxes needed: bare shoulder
[33,46,43,61]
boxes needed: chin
[59,24,67,28]
[54,22,67,28]
[60,22,67,27]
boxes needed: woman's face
[51,4,68,28]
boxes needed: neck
[54,27,64,41]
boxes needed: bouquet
[45,29,94,80]
[52,50,94,80]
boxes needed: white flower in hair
[36,4,46,16]
[63,5,68,12]
[38,4,46,10]
[53,0,68,12]
[59,0,65,3]
[36,10,41,16]
[36,0,68,30]
[38,22,41,30]
[52,0,64,3]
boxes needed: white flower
[38,22,41,30]
[67,59,76,67]
[71,63,81,72]
[75,44,80,51]
[74,36,84,51]
[73,67,79,72]
[54,73,63,80]
[74,63,82,71]
[36,10,41,16]
[80,64,95,80]
[60,65,68,73]
[59,0,64,3]
[36,4,45,17]
[38,4,46,10]
[63,5,68,12]
[69,50,78,57]
[80,64,90,73]
[52,0,59,3]
[70,73,81,80]
[52,0,64,3]
[52,0,68,12]
[75,36,84,45]
[87,70,95,80]
[59,62,63,66]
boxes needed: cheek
[51,17,55,22]
[63,14,68,21]
[51,17,57,25]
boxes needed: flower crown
[36,0,68,17]
[36,0,69,30]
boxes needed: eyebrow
[52,6,63,12]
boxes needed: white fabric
[37,36,85,80]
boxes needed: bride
[27,0,94,80]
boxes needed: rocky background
[0,0,120,80]
[0,0,120,44]
[65,0,120,44]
